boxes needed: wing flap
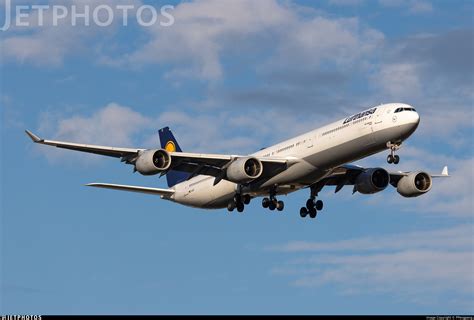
[86,183,174,197]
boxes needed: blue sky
[1,0,473,315]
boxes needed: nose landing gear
[386,141,401,164]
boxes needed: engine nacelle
[226,157,263,183]
[355,168,390,194]
[135,149,171,176]
[397,171,432,197]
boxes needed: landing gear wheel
[386,141,401,165]
[393,155,400,164]
[227,203,235,212]
[309,208,317,219]
[268,201,276,211]
[236,203,244,213]
[306,199,315,210]
[315,200,323,211]
[243,194,251,205]
[262,197,270,208]
[277,201,285,211]
[300,207,308,218]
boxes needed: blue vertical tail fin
[158,127,188,187]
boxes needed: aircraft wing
[314,164,450,193]
[25,130,143,158]
[25,130,290,183]
[86,183,175,198]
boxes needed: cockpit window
[395,107,416,113]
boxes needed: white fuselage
[169,103,420,209]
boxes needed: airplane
[25,103,449,219]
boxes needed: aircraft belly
[260,161,320,188]
[305,123,414,169]
[174,179,235,209]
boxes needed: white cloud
[378,0,406,7]
[267,224,473,253]
[371,63,421,99]
[114,0,293,80]
[116,0,383,80]
[1,0,142,66]
[268,225,474,306]
[329,0,365,6]
[3,31,79,66]
[1,0,384,81]
[378,0,433,14]
[418,105,473,142]
[269,17,383,68]
[52,103,150,145]
[35,103,151,162]
[408,0,433,14]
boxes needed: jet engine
[226,157,263,183]
[397,172,432,197]
[135,149,171,175]
[354,168,390,194]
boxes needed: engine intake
[226,157,263,183]
[397,172,432,197]
[135,149,171,175]
[355,168,390,194]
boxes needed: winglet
[25,130,43,143]
[441,166,449,176]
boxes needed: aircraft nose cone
[413,111,420,124]
[405,110,420,137]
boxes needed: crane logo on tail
[165,141,176,152]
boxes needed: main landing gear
[227,193,251,213]
[300,185,324,219]
[386,141,401,164]
[261,186,284,212]
[300,198,323,219]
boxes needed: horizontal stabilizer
[86,183,175,198]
